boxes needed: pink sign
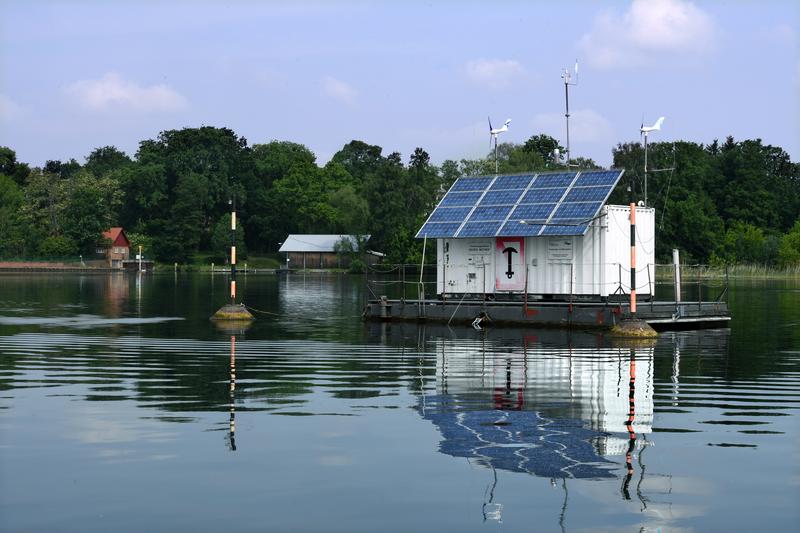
[495,237,525,291]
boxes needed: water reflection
[410,329,657,522]
[228,335,237,451]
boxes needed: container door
[546,238,574,295]
[495,237,525,291]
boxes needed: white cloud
[578,0,715,69]
[66,72,188,112]
[465,59,525,90]
[531,109,615,147]
[0,94,23,119]
[321,76,357,106]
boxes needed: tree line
[0,126,798,266]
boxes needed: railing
[365,262,729,312]
[365,263,438,302]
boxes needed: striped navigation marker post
[611,174,656,337]
[230,195,237,305]
[211,182,254,323]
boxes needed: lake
[1,272,798,531]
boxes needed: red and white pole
[629,201,637,318]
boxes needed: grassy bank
[654,263,800,281]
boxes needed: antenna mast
[561,60,578,167]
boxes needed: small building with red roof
[97,227,131,268]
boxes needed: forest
[0,126,798,266]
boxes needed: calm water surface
[0,273,798,532]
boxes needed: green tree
[251,141,316,189]
[38,235,77,258]
[84,146,132,177]
[153,172,208,262]
[523,134,564,164]
[712,221,772,265]
[328,184,369,233]
[331,140,384,190]
[777,220,800,266]
[62,172,120,253]
[0,174,26,257]
[0,147,31,186]
[44,159,81,180]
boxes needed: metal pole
[644,134,648,207]
[564,80,570,166]
[629,175,637,318]
[494,138,498,175]
[673,249,681,302]
[419,235,427,303]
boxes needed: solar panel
[490,174,534,190]
[417,222,463,237]
[564,186,609,203]
[458,220,503,237]
[529,172,576,188]
[468,205,514,221]
[438,191,483,206]
[499,220,543,236]
[415,169,624,239]
[541,224,589,236]
[449,176,493,191]
[573,170,621,186]
[512,203,556,221]
[551,201,602,220]
[520,188,565,204]
[480,189,525,205]
[427,206,472,222]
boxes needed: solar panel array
[416,169,624,239]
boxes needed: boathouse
[416,170,655,300]
[279,234,379,269]
[97,227,131,269]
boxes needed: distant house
[278,234,379,269]
[97,227,131,268]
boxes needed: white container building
[418,170,655,300]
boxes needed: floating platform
[363,298,730,331]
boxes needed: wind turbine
[488,117,511,175]
[640,116,665,206]
[561,59,579,166]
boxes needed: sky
[1,0,798,169]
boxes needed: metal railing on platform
[365,262,729,315]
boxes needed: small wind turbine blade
[488,116,493,131]
[574,60,578,74]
